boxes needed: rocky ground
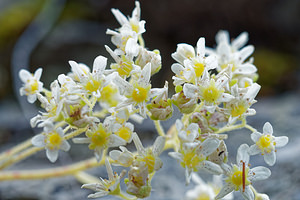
[0,91,300,200]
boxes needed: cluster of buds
[17,1,289,200]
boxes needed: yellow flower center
[142,153,156,174]
[196,193,211,200]
[231,171,243,187]
[256,135,273,153]
[99,85,118,107]
[115,126,132,142]
[112,56,134,77]
[194,62,205,77]
[85,78,101,93]
[132,86,148,103]
[25,80,39,94]
[87,125,109,150]
[231,103,247,117]
[203,85,221,103]
[47,132,62,150]
[226,165,250,191]
[181,150,204,171]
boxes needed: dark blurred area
[0,0,300,199]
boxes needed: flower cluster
[15,1,289,200]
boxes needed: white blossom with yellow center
[171,37,217,86]
[31,122,70,163]
[113,63,155,117]
[19,68,43,103]
[69,55,108,98]
[73,120,126,161]
[82,159,125,198]
[208,30,257,76]
[111,1,145,35]
[248,122,288,166]
[184,73,234,113]
[176,119,199,143]
[216,144,271,200]
[225,83,261,124]
[169,139,223,184]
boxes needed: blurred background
[0,0,300,199]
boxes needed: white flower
[19,68,43,103]
[111,1,146,35]
[106,28,138,54]
[185,173,233,200]
[216,144,271,200]
[171,37,217,85]
[224,83,261,124]
[132,132,165,173]
[31,122,70,163]
[208,30,257,77]
[73,119,126,161]
[82,158,125,198]
[176,119,199,143]
[184,73,234,113]
[113,63,153,117]
[169,138,222,184]
[105,44,140,78]
[248,122,288,166]
[68,55,108,98]
[109,146,134,167]
[112,121,135,143]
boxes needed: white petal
[201,138,220,157]
[175,119,184,131]
[274,136,288,148]
[132,133,145,155]
[251,131,262,142]
[140,62,151,85]
[152,136,165,157]
[215,183,234,200]
[109,134,126,147]
[87,191,109,198]
[263,151,276,166]
[125,38,139,57]
[263,122,273,135]
[34,68,43,80]
[219,93,234,102]
[93,55,107,75]
[46,149,59,163]
[236,144,250,164]
[183,84,198,99]
[60,140,71,151]
[244,83,260,102]
[19,69,32,82]
[27,94,37,103]
[216,30,230,45]
[111,8,128,25]
[199,161,223,175]
[238,45,254,62]
[171,63,184,75]
[248,144,261,156]
[31,134,46,147]
[105,158,114,180]
[235,63,257,74]
[232,32,248,50]
[249,166,271,181]
[196,37,205,58]
[241,185,254,200]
